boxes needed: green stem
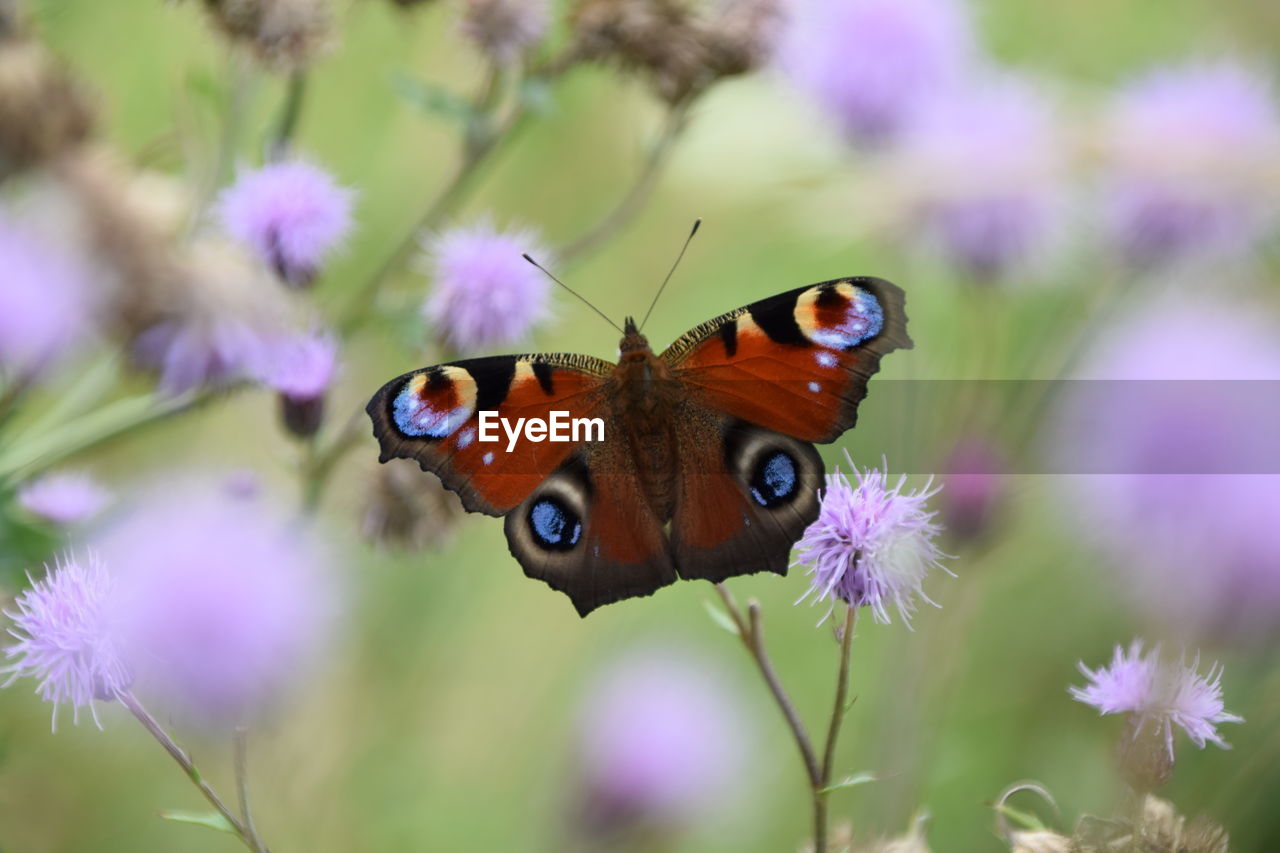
[120,691,260,851]
[555,101,692,265]
[233,726,269,853]
[815,605,858,853]
[269,71,308,160]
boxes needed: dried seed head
[570,0,780,104]
[190,0,334,70]
[1007,830,1071,853]
[0,37,93,178]
[362,459,464,550]
[1115,715,1174,793]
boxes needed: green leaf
[992,802,1047,832]
[819,772,878,794]
[392,73,474,125]
[702,600,740,635]
[158,810,237,835]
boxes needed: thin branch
[714,584,821,787]
[119,691,258,849]
[556,101,692,265]
[233,726,268,853]
[269,71,308,160]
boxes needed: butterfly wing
[366,353,614,515]
[367,352,677,615]
[662,278,910,581]
[662,277,911,443]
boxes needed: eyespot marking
[796,283,884,350]
[392,368,476,438]
[749,450,799,508]
[528,497,583,552]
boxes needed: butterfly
[367,277,910,616]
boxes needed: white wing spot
[808,381,821,393]
[482,451,495,466]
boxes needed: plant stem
[269,71,308,160]
[119,691,261,850]
[233,726,268,853]
[714,584,821,786]
[815,604,858,852]
[556,100,692,265]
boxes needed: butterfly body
[368,278,911,616]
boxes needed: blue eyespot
[750,451,798,508]
[529,497,583,551]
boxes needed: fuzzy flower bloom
[421,220,552,353]
[796,454,948,625]
[96,477,337,727]
[17,472,112,526]
[1102,62,1280,265]
[258,330,340,437]
[890,76,1067,280]
[1071,641,1243,757]
[218,160,353,289]
[460,0,550,66]
[574,649,749,835]
[3,555,131,730]
[776,0,973,146]
[938,437,1006,544]
[0,216,94,378]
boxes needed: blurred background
[1,0,1278,850]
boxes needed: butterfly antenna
[639,218,701,333]
[522,253,624,335]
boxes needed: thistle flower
[421,219,552,353]
[258,330,339,437]
[218,160,353,289]
[1102,62,1280,265]
[776,0,973,146]
[133,239,294,395]
[17,472,111,526]
[97,477,337,727]
[2,554,131,730]
[1053,301,1280,645]
[0,37,93,179]
[938,437,1007,545]
[796,454,948,625]
[1071,641,1242,760]
[0,215,94,378]
[459,0,550,67]
[890,76,1066,280]
[573,649,748,835]
[361,458,463,550]
[187,0,333,70]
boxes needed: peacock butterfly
[367,277,911,615]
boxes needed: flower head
[796,454,948,625]
[218,159,353,289]
[96,476,337,727]
[1071,641,1243,757]
[891,76,1067,280]
[459,0,550,66]
[3,554,131,730]
[574,648,749,833]
[421,219,552,353]
[1103,62,1280,265]
[18,472,112,526]
[776,0,973,146]
[258,330,340,437]
[0,215,94,378]
[939,437,1007,544]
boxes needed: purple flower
[892,77,1066,279]
[257,331,340,437]
[3,554,131,731]
[96,477,337,727]
[421,219,552,353]
[938,438,1006,544]
[574,648,749,833]
[776,0,973,146]
[0,216,94,378]
[1071,640,1242,756]
[796,454,949,625]
[460,0,550,66]
[1053,301,1280,645]
[218,160,354,289]
[134,241,294,395]
[18,472,112,526]
[1103,62,1279,265]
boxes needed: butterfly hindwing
[366,353,613,515]
[662,277,911,443]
